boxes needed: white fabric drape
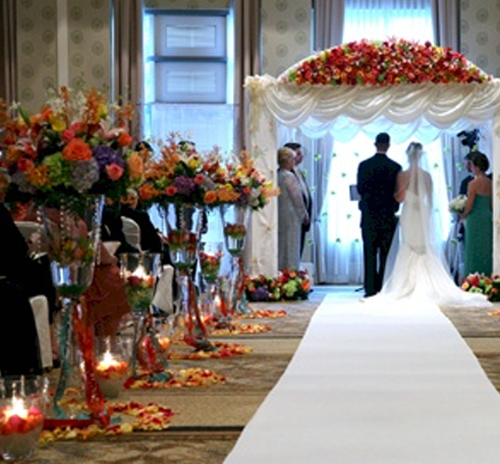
[245,73,500,276]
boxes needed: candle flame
[132,264,148,279]
[98,350,120,369]
[4,397,28,420]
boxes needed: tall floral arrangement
[138,136,279,211]
[284,38,492,86]
[211,149,279,211]
[0,86,145,211]
[138,135,218,209]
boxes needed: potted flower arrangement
[245,269,312,301]
[461,273,500,302]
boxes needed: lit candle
[95,350,129,399]
[0,397,43,436]
[158,336,170,352]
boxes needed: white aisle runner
[224,294,500,464]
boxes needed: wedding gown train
[366,171,490,309]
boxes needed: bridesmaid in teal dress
[461,151,493,276]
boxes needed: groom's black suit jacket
[357,153,401,224]
[357,152,401,296]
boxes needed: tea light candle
[96,350,129,399]
[96,350,128,378]
[0,397,43,435]
[158,336,170,352]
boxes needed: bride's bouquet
[449,194,467,214]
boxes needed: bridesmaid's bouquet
[449,194,467,214]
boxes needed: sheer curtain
[320,0,453,284]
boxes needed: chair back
[121,216,141,250]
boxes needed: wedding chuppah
[244,38,500,278]
[224,39,500,463]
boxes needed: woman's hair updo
[406,142,423,164]
[471,151,489,172]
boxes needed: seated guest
[0,168,43,374]
[101,201,140,255]
[121,188,163,254]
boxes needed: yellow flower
[48,114,67,132]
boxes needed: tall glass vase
[120,252,169,380]
[220,204,251,315]
[199,241,224,327]
[162,203,211,351]
[41,195,107,425]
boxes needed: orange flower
[118,132,132,147]
[203,190,217,204]
[25,165,50,188]
[62,138,92,161]
[127,152,144,179]
[105,163,124,181]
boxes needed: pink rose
[105,163,124,181]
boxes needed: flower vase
[0,376,46,462]
[199,241,224,328]
[220,204,251,315]
[120,252,169,380]
[162,204,211,351]
[40,196,107,426]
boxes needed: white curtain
[318,0,436,283]
[343,0,434,43]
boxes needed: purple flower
[92,145,125,172]
[252,287,269,301]
[174,175,196,196]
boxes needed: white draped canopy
[245,46,500,277]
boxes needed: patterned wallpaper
[261,0,312,77]
[16,0,57,110]
[67,0,111,92]
[460,0,500,77]
[16,0,111,112]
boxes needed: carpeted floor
[28,286,500,463]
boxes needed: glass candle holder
[94,336,132,399]
[0,376,45,462]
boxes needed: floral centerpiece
[283,38,492,86]
[245,274,281,302]
[246,268,312,302]
[138,135,217,209]
[461,273,500,302]
[449,194,467,214]
[0,86,145,211]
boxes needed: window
[142,9,235,154]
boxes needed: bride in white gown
[366,141,490,308]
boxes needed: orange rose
[118,132,132,147]
[62,138,92,161]
[203,190,217,204]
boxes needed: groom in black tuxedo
[356,133,402,297]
